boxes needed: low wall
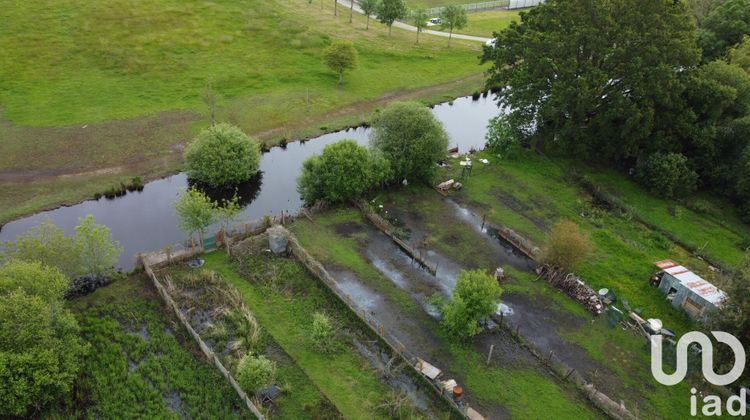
[140,256,265,419]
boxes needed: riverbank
[0,0,492,226]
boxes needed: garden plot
[201,237,454,420]
[43,274,250,418]
[291,208,601,419]
[155,264,341,418]
[376,184,702,418]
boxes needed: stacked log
[537,265,603,315]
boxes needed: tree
[377,0,407,36]
[1,221,80,279]
[485,114,522,158]
[184,123,260,187]
[369,101,449,183]
[440,5,468,46]
[540,220,592,274]
[728,35,750,72]
[297,139,390,204]
[0,260,86,416]
[236,354,276,393]
[708,252,750,385]
[411,9,430,43]
[74,215,123,276]
[349,0,355,23]
[173,187,217,247]
[636,152,699,198]
[483,0,700,163]
[441,270,502,340]
[698,0,750,61]
[687,0,727,25]
[360,0,379,29]
[323,40,358,85]
[215,193,242,237]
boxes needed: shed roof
[656,260,727,306]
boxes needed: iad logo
[651,331,747,416]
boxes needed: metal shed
[654,260,727,319]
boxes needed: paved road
[335,0,492,43]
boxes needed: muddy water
[0,96,502,269]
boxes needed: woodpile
[537,265,603,315]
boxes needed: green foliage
[1,221,80,278]
[698,0,750,61]
[323,40,358,85]
[173,187,217,245]
[440,5,468,44]
[297,139,391,204]
[709,252,750,384]
[441,270,502,340]
[728,35,750,72]
[485,114,521,158]
[360,0,380,29]
[2,216,122,278]
[636,152,698,198]
[484,0,700,162]
[370,101,449,183]
[376,0,407,34]
[687,0,728,25]
[309,312,338,353]
[236,354,277,394]
[215,193,242,234]
[411,9,430,43]
[0,260,86,416]
[74,215,123,276]
[184,123,260,187]
[540,220,592,274]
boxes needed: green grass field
[0,0,486,225]
[455,10,521,37]
[43,274,250,418]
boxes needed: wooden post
[481,214,486,231]
[486,344,494,365]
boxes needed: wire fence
[426,0,543,16]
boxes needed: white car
[485,38,497,48]
[426,18,442,27]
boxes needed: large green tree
[376,0,407,36]
[0,260,86,416]
[369,101,449,183]
[728,35,750,72]
[1,221,80,278]
[184,123,260,187]
[75,215,123,276]
[698,0,750,61]
[441,270,502,340]
[483,0,700,162]
[297,139,390,204]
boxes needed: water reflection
[188,171,264,207]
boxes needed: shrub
[441,270,502,340]
[636,152,698,198]
[236,355,276,393]
[297,139,390,204]
[0,260,87,416]
[184,123,260,187]
[540,220,592,274]
[369,101,449,183]
[309,312,338,353]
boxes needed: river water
[0,95,501,268]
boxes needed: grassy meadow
[0,0,487,225]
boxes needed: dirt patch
[490,187,549,232]
[333,221,364,237]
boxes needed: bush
[323,40,358,85]
[369,101,449,183]
[309,312,338,353]
[184,123,260,187]
[297,139,390,204]
[0,260,87,416]
[236,354,276,394]
[636,152,698,198]
[441,270,502,340]
[485,114,521,158]
[540,220,592,274]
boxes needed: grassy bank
[455,10,521,38]
[43,274,249,418]
[0,0,486,226]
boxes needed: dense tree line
[483,0,750,218]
